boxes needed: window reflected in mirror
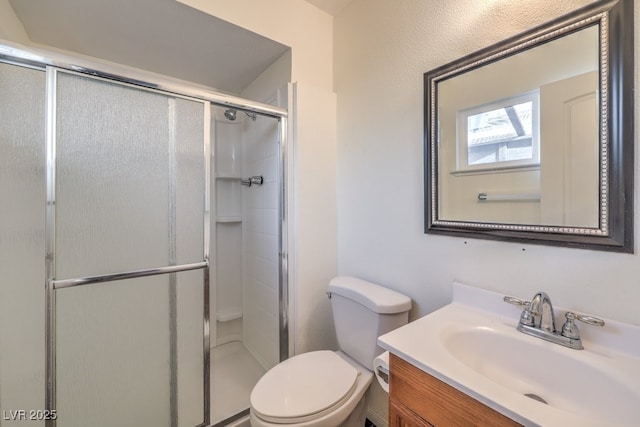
[460,92,539,169]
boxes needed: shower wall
[213,118,244,345]
[242,106,280,371]
[209,108,281,424]
[212,108,280,371]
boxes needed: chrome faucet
[504,292,605,350]
[530,291,556,333]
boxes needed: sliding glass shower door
[49,70,210,427]
[0,61,47,427]
[0,61,210,427]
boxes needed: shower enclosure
[0,45,287,427]
[209,104,284,425]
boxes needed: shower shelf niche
[216,216,242,223]
[217,307,243,323]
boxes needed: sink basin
[378,282,640,427]
[443,326,640,425]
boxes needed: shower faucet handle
[241,176,263,187]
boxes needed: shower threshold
[210,341,266,425]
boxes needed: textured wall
[335,1,638,423]
[335,0,639,323]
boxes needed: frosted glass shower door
[0,62,47,427]
[51,70,208,427]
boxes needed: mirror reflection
[436,25,600,227]
[425,0,634,252]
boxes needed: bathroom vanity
[389,353,520,427]
[378,282,640,427]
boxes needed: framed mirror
[424,0,634,252]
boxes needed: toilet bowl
[250,276,411,427]
[250,351,372,426]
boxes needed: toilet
[250,276,412,426]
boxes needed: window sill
[450,163,540,176]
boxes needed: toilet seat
[250,350,359,424]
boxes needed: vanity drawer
[389,353,522,427]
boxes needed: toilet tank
[328,276,411,370]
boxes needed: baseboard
[366,410,387,427]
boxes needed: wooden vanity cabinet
[388,353,522,427]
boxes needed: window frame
[455,90,540,173]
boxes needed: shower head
[223,108,257,122]
[224,108,237,121]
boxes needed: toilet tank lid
[328,276,411,314]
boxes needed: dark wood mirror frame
[424,0,634,252]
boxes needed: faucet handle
[503,296,534,326]
[561,312,580,339]
[573,312,605,327]
[503,296,530,307]
[561,311,605,341]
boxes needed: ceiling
[305,0,354,16]
[9,0,289,94]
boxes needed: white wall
[335,2,638,423]
[178,0,333,91]
[0,0,29,43]
[180,0,340,354]
[241,50,291,102]
[335,0,639,324]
